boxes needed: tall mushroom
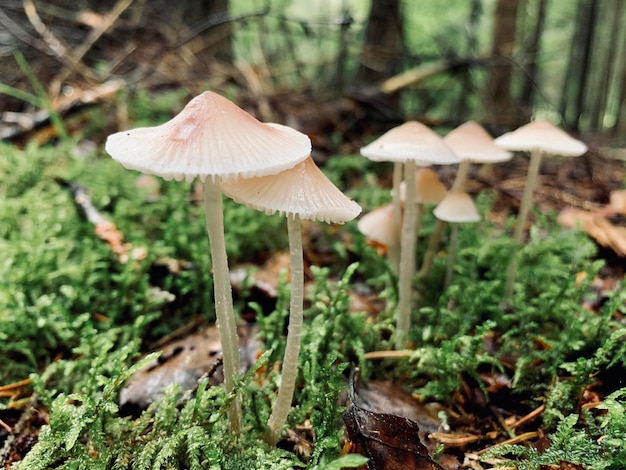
[419,121,511,276]
[221,156,361,445]
[432,190,481,288]
[493,120,587,300]
[105,91,311,432]
[360,122,458,346]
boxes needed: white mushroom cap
[105,91,311,182]
[399,168,448,204]
[493,120,587,157]
[443,121,512,163]
[221,157,361,224]
[433,190,481,223]
[357,203,400,248]
[360,121,459,166]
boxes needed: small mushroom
[221,156,361,445]
[419,122,511,277]
[358,203,401,256]
[443,121,512,192]
[360,121,458,346]
[398,167,448,206]
[433,190,481,288]
[105,91,311,432]
[494,120,587,300]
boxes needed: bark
[614,12,626,135]
[182,0,233,64]
[356,0,404,85]
[589,0,623,131]
[519,0,548,115]
[560,0,598,131]
[487,0,520,126]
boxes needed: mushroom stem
[396,160,417,347]
[419,159,468,278]
[504,148,543,300]
[265,214,304,446]
[444,223,459,289]
[204,178,242,433]
[417,218,447,277]
[451,159,471,192]
[389,161,403,271]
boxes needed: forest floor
[1,87,625,469]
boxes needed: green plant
[0,50,69,141]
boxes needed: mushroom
[493,120,587,300]
[221,156,361,445]
[105,91,311,432]
[444,121,512,192]
[358,203,401,257]
[419,121,511,277]
[398,167,448,206]
[432,190,481,288]
[360,121,458,346]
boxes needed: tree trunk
[355,0,404,85]
[519,0,548,116]
[560,0,598,131]
[589,0,623,131]
[183,0,233,64]
[487,0,520,126]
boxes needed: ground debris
[343,369,445,470]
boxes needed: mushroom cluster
[105,91,360,440]
[360,121,459,346]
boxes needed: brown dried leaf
[558,207,626,256]
[343,370,445,470]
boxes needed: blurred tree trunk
[560,0,598,131]
[588,0,623,131]
[519,0,548,116]
[183,0,233,64]
[487,0,520,126]
[355,0,404,84]
[615,27,626,136]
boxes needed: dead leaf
[343,369,445,470]
[120,324,260,414]
[558,207,626,256]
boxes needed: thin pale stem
[505,149,543,300]
[396,160,417,347]
[418,218,447,277]
[419,160,469,277]
[444,223,459,289]
[204,178,241,433]
[265,215,304,446]
[451,159,471,191]
[388,161,403,271]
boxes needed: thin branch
[22,0,98,82]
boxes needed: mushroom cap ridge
[221,157,361,224]
[443,121,512,163]
[105,91,311,182]
[494,120,587,157]
[360,121,459,165]
[434,190,481,223]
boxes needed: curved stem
[204,178,241,433]
[451,159,470,191]
[417,218,447,277]
[444,223,459,289]
[388,161,403,272]
[396,160,417,347]
[505,149,543,300]
[417,160,468,279]
[265,215,304,446]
